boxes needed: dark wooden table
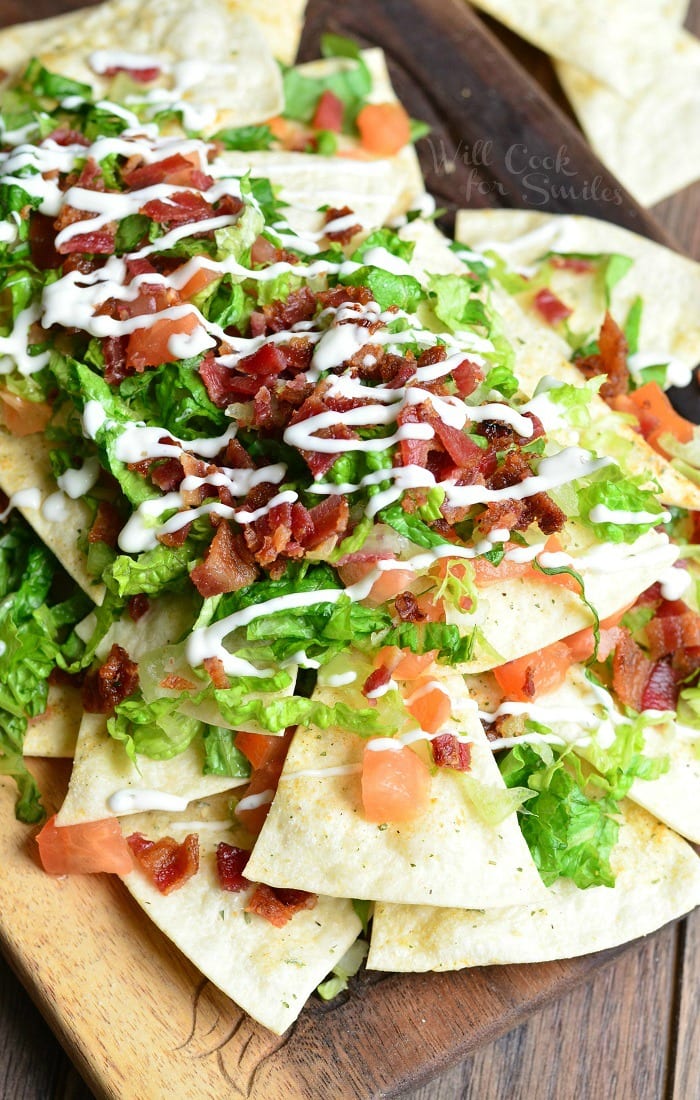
[2,2,700,1097]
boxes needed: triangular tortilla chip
[0,0,284,134]
[367,799,700,971]
[23,683,81,758]
[244,672,546,908]
[556,32,700,207]
[121,793,361,1033]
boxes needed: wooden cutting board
[0,1,687,1098]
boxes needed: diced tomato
[235,726,295,835]
[414,591,445,622]
[234,731,282,770]
[312,89,344,132]
[533,288,572,325]
[356,102,411,156]
[237,343,287,377]
[493,640,572,702]
[563,604,633,663]
[373,646,437,680]
[627,381,694,457]
[369,567,417,604]
[471,556,530,586]
[126,313,200,370]
[178,265,219,300]
[37,814,133,876]
[404,676,452,733]
[0,391,52,436]
[361,742,431,823]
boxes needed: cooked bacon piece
[312,91,345,133]
[287,394,357,477]
[244,883,317,928]
[56,228,116,254]
[576,312,629,400]
[141,190,214,226]
[127,833,200,895]
[641,659,678,711]
[128,594,150,622]
[88,501,122,547]
[46,127,91,147]
[216,843,251,892]
[324,205,361,243]
[28,213,61,270]
[611,629,653,711]
[160,673,196,691]
[452,359,484,397]
[487,450,532,492]
[200,354,264,407]
[222,438,255,470]
[190,523,258,597]
[646,610,700,660]
[102,335,131,385]
[103,64,161,83]
[306,495,349,549]
[149,457,184,492]
[158,522,192,548]
[203,656,229,690]
[431,733,472,771]
[474,500,526,537]
[363,665,392,698]
[82,644,139,714]
[263,286,316,333]
[523,492,567,535]
[316,284,374,309]
[533,288,572,325]
[417,345,447,370]
[244,501,304,568]
[394,591,426,622]
[238,343,288,377]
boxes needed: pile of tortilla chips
[469,0,700,205]
[1,0,700,1040]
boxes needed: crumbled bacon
[103,64,161,83]
[576,312,629,400]
[646,610,700,661]
[238,343,288,377]
[394,591,426,622]
[216,843,251,892]
[190,522,259,597]
[88,501,122,547]
[533,288,572,325]
[28,213,61,270]
[316,285,374,309]
[523,492,567,535]
[127,833,200,894]
[324,205,361,244]
[128,594,150,622]
[149,457,184,492]
[363,665,392,698]
[474,500,526,537]
[56,228,116,254]
[102,335,131,385]
[160,673,196,691]
[431,734,472,771]
[612,629,652,711]
[263,287,317,333]
[306,495,350,549]
[641,659,678,712]
[82,644,139,714]
[550,256,596,273]
[203,656,229,690]
[141,190,214,226]
[487,450,533,492]
[46,127,91,147]
[452,359,484,397]
[244,883,317,928]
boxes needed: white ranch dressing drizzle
[107,788,190,814]
[89,49,164,74]
[41,492,70,523]
[659,565,692,601]
[0,487,42,520]
[0,304,51,375]
[588,504,671,526]
[627,350,693,389]
[235,789,274,813]
[57,457,101,499]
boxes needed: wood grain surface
[1,1,699,1098]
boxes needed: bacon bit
[46,127,91,147]
[244,883,317,928]
[82,643,139,714]
[216,843,251,891]
[394,591,426,622]
[576,312,629,400]
[263,286,316,332]
[612,629,652,711]
[128,594,150,622]
[238,343,288,377]
[88,501,122,547]
[316,285,374,309]
[474,499,526,537]
[487,450,533,492]
[48,665,85,689]
[199,354,262,407]
[524,491,567,535]
[158,522,192,548]
[160,673,197,691]
[122,152,207,189]
[141,190,214,226]
[312,90,345,133]
[127,833,200,895]
[103,64,161,83]
[550,256,596,273]
[280,341,315,378]
[190,522,259,597]
[641,659,678,712]
[102,335,131,385]
[249,235,298,266]
[452,359,484,397]
[56,228,116,254]
[533,288,572,325]
[324,205,361,244]
[203,656,229,690]
[306,495,350,549]
[363,665,392,698]
[149,457,184,492]
[431,734,472,772]
[646,611,700,661]
[288,394,357,477]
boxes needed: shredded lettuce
[577,468,667,543]
[282,35,371,129]
[317,938,369,1001]
[427,273,490,335]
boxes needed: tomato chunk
[312,89,344,132]
[37,814,133,876]
[493,640,572,702]
[404,676,452,733]
[361,742,431,823]
[0,391,52,436]
[126,313,200,370]
[627,381,694,457]
[235,727,295,835]
[356,102,411,156]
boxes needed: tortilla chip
[367,799,700,971]
[245,672,547,908]
[556,32,700,207]
[468,0,688,97]
[227,0,308,64]
[0,0,284,135]
[121,794,361,1033]
[0,430,102,600]
[23,684,81,758]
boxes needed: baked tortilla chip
[468,0,688,97]
[23,684,81,758]
[0,0,284,135]
[367,800,700,970]
[244,673,548,909]
[556,32,700,207]
[121,794,361,1033]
